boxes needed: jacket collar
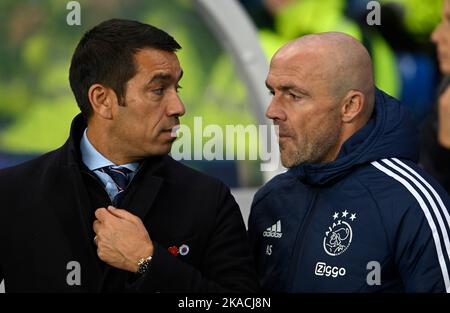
[289,89,418,186]
[58,113,165,176]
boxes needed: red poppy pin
[168,246,179,256]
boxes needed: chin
[159,143,174,155]
[141,145,172,158]
[155,147,172,156]
[280,154,297,168]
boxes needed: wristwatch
[137,255,153,275]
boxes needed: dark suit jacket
[0,114,259,292]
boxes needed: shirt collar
[80,128,139,172]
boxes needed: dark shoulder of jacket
[161,155,229,193]
[252,170,296,208]
[356,159,450,220]
[0,148,62,184]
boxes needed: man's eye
[153,88,164,95]
[268,90,275,96]
[176,84,182,93]
[290,93,301,100]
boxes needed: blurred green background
[0,0,445,187]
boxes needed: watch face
[138,256,152,274]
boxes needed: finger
[93,219,101,234]
[97,248,104,261]
[107,206,139,222]
[95,207,109,222]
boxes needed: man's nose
[266,98,286,121]
[167,94,185,117]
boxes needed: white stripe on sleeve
[372,160,450,292]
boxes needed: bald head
[266,32,377,166]
[273,32,375,118]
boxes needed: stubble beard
[280,123,341,168]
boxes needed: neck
[321,142,343,164]
[326,119,369,163]
[86,122,135,165]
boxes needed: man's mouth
[278,132,291,138]
[165,125,180,137]
[276,128,291,138]
[273,123,289,138]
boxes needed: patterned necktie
[99,166,132,205]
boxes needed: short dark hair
[69,19,181,119]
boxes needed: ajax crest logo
[323,210,357,256]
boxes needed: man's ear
[340,90,365,123]
[87,84,118,119]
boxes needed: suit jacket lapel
[121,157,165,220]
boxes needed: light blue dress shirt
[80,128,139,201]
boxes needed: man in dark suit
[0,19,258,292]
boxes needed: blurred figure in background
[420,0,450,193]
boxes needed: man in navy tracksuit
[248,32,450,292]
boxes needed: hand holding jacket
[93,206,153,273]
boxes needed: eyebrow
[148,70,184,85]
[265,81,309,95]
